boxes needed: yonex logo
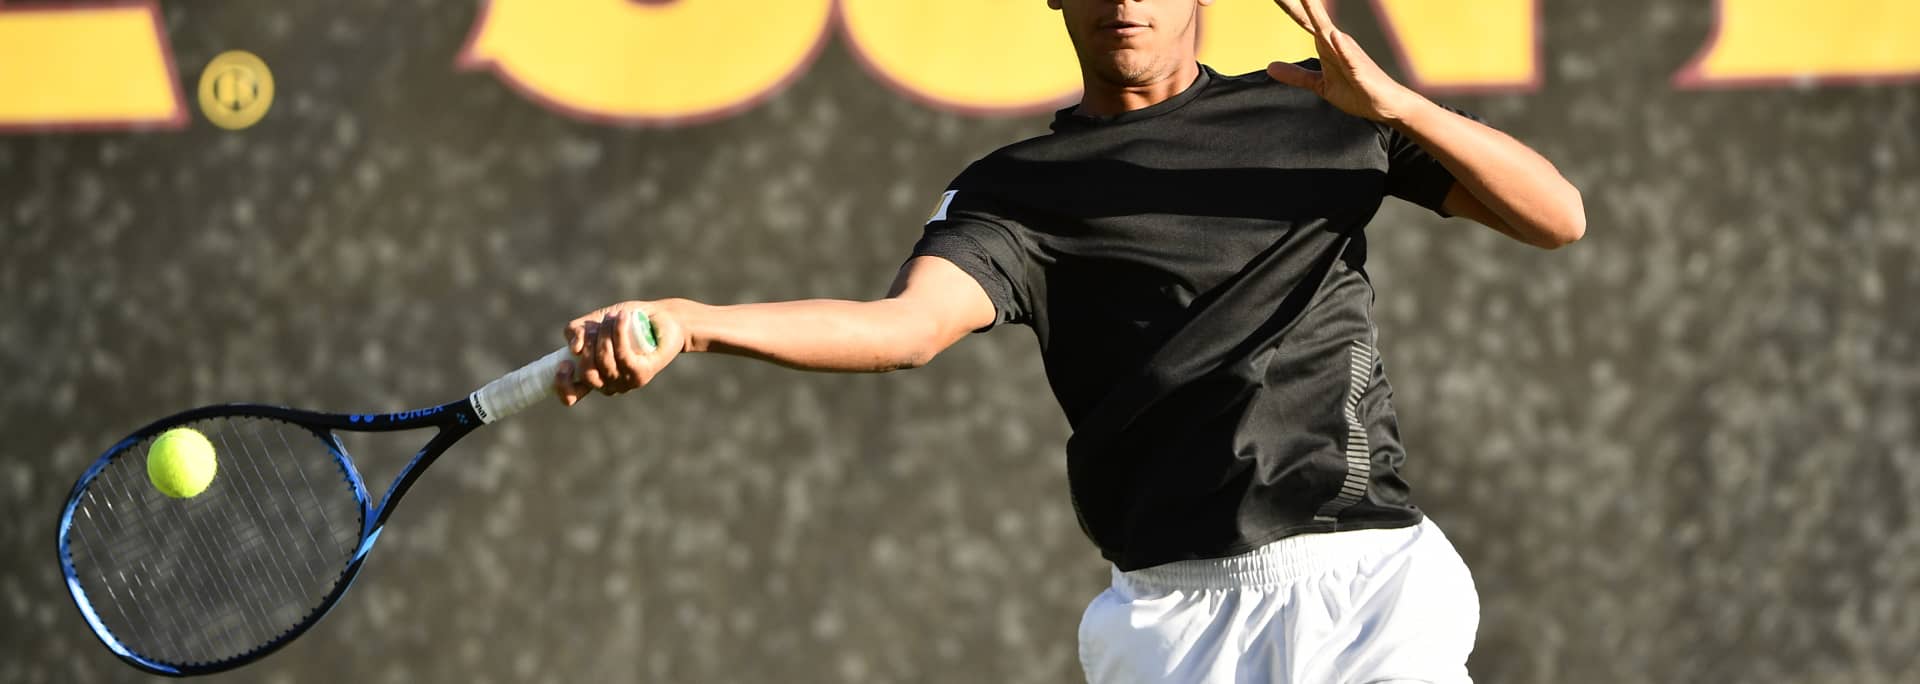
[388,407,443,421]
[348,407,444,424]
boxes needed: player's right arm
[552,255,996,406]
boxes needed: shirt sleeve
[908,188,1034,330]
[1378,104,1479,217]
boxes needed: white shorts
[1078,518,1479,684]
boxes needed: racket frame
[58,398,483,677]
[61,312,652,675]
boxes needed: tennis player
[556,0,1583,681]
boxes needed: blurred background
[4,0,1918,682]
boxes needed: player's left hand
[1266,0,1426,123]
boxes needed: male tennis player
[556,0,1583,681]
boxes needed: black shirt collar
[1055,64,1215,130]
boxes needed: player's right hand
[555,300,689,406]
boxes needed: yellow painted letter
[841,0,1080,113]
[1677,0,1920,86]
[1197,0,1316,76]
[460,0,833,123]
[0,1,185,131]
[1372,0,1537,91]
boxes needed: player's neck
[1074,60,1202,118]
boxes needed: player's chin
[1098,53,1175,87]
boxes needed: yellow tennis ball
[148,428,217,498]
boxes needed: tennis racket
[56,314,656,676]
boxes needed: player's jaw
[1051,0,1209,88]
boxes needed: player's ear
[1047,0,1063,10]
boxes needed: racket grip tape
[468,312,658,424]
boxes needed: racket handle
[468,312,658,424]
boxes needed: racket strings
[63,416,364,667]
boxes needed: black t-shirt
[911,64,1462,571]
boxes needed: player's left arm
[1268,0,1585,249]
[1393,103,1585,249]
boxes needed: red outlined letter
[1676,0,1920,88]
[839,0,1080,115]
[1197,0,1318,76]
[0,0,186,132]
[1370,0,1539,93]
[457,0,834,125]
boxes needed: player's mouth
[1097,19,1150,37]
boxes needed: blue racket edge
[58,401,465,676]
[59,314,658,676]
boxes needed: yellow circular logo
[197,51,274,130]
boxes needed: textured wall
[3,1,1918,682]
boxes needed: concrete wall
[4,1,1917,681]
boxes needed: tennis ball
[148,428,217,499]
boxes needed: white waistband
[1117,520,1429,591]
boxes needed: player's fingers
[1303,0,1338,39]
[1267,61,1324,90]
[1323,48,1350,78]
[1312,28,1355,75]
[566,320,585,355]
[611,310,651,389]
[594,313,622,382]
[576,322,608,388]
[554,360,586,406]
[1330,30,1378,74]
[573,318,604,359]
